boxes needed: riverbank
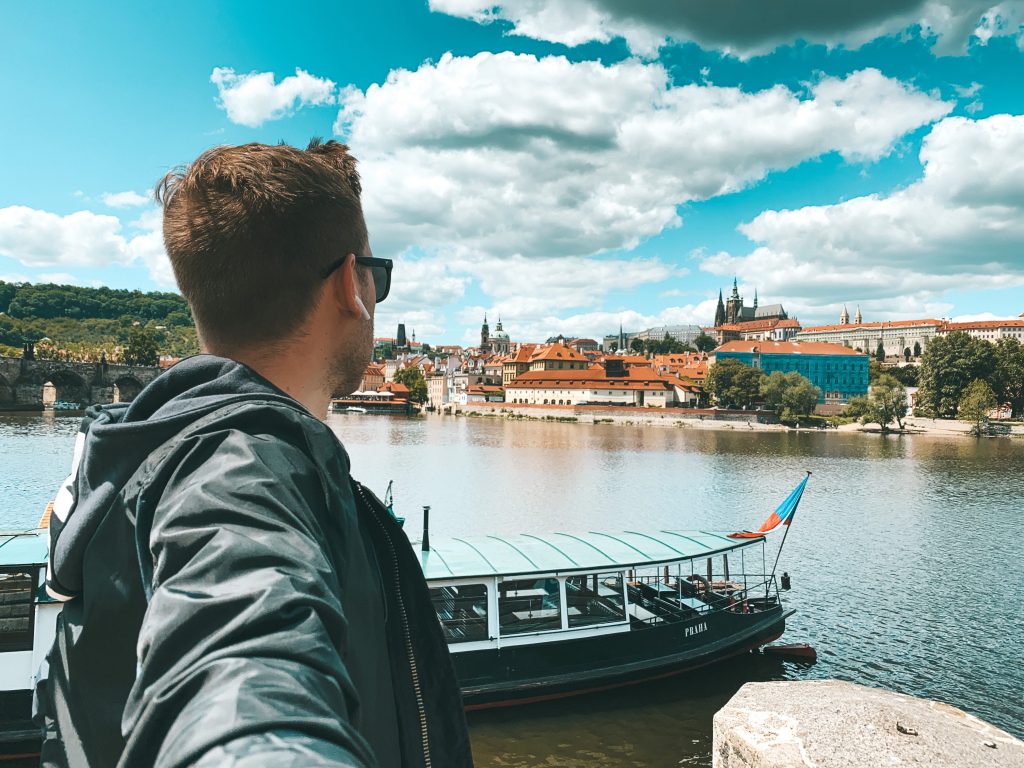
[446,402,1024,438]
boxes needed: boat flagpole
[769,470,811,579]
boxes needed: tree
[629,338,644,354]
[868,359,885,384]
[992,337,1024,418]
[958,379,997,436]
[904,347,911,363]
[123,328,160,366]
[913,341,922,358]
[917,331,997,418]
[761,371,821,422]
[875,340,886,362]
[393,365,428,404]
[860,374,908,432]
[694,332,717,353]
[706,358,765,409]
[843,395,870,420]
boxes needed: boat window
[566,572,625,627]
[499,578,561,635]
[429,584,488,643]
[0,569,36,652]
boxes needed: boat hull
[456,608,790,710]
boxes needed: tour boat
[423,526,791,709]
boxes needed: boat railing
[625,572,781,628]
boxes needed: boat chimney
[421,505,431,552]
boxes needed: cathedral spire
[714,289,726,327]
[840,304,849,325]
[855,305,862,324]
[753,287,758,310]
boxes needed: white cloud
[102,190,150,208]
[339,53,950,264]
[0,205,174,288]
[127,209,176,289]
[0,273,31,284]
[457,300,719,345]
[951,311,1015,321]
[0,207,134,268]
[430,0,1024,58]
[700,114,1024,320]
[211,67,336,128]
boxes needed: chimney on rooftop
[605,357,627,377]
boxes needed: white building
[795,319,943,358]
[938,318,1024,342]
[505,363,700,408]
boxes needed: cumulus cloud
[700,114,1024,320]
[101,190,150,208]
[0,207,135,268]
[211,67,336,128]
[338,53,950,266]
[430,0,1024,58]
[456,300,719,346]
[0,205,175,289]
[37,273,85,285]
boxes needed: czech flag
[728,472,811,539]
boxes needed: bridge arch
[44,369,90,407]
[113,376,144,403]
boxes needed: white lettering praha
[684,622,708,638]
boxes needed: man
[36,140,473,767]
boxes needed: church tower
[480,314,491,353]
[855,306,862,324]
[714,290,726,327]
[725,278,743,324]
[840,305,849,325]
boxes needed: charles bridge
[0,351,162,409]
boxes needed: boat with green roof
[422,520,795,709]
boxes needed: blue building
[713,341,869,406]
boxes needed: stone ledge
[713,680,1023,768]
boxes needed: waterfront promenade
[444,401,1024,438]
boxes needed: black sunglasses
[321,255,393,304]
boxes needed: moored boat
[422,527,790,709]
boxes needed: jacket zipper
[356,483,432,768]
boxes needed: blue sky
[1,1,1022,345]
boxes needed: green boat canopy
[419,530,764,581]
[0,530,49,567]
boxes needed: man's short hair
[157,139,367,349]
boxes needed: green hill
[0,280,199,360]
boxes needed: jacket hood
[47,355,305,599]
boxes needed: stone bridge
[0,356,163,410]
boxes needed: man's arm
[120,428,376,768]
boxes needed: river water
[2,412,1022,765]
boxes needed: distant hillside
[0,280,198,360]
[0,280,190,322]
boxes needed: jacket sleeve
[119,428,377,768]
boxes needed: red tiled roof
[715,340,864,356]
[941,319,1024,330]
[529,343,587,362]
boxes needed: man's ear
[330,254,365,319]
